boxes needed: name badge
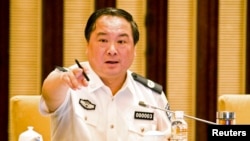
[134,111,154,120]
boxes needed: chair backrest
[9,95,51,141]
[218,94,250,124]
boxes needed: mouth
[105,61,119,64]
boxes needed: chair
[9,95,51,141]
[218,94,250,124]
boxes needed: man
[40,7,171,141]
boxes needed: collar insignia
[79,99,96,110]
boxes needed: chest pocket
[124,106,167,141]
[125,106,158,135]
[76,99,99,127]
[82,109,99,127]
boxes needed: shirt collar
[85,64,136,96]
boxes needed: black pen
[75,59,90,81]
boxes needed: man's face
[87,15,136,79]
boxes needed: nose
[107,43,117,56]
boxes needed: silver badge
[147,80,155,88]
[79,99,96,110]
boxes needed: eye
[117,40,126,44]
[99,39,108,43]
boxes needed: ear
[85,44,89,55]
[134,47,137,56]
[85,48,88,54]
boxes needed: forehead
[94,15,132,32]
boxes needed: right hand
[59,67,89,90]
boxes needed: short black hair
[84,7,140,45]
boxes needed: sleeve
[159,92,172,121]
[39,90,71,116]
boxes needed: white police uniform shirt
[40,62,171,141]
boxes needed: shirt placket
[106,97,118,141]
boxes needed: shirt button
[141,128,145,133]
[110,124,114,129]
[84,116,88,121]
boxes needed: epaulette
[131,72,163,94]
[55,66,68,72]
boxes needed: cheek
[88,49,104,62]
[123,50,135,64]
[88,51,98,59]
[130,48,136,58]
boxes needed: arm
[41,67,88,112]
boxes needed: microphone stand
[139,101,217,125]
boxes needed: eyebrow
[97,32,107,36]
[118,33,129,38]
[96,32,129,38]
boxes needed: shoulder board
[55,66,68,72]
[131,72,163,94]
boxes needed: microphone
[138,101,217,125]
